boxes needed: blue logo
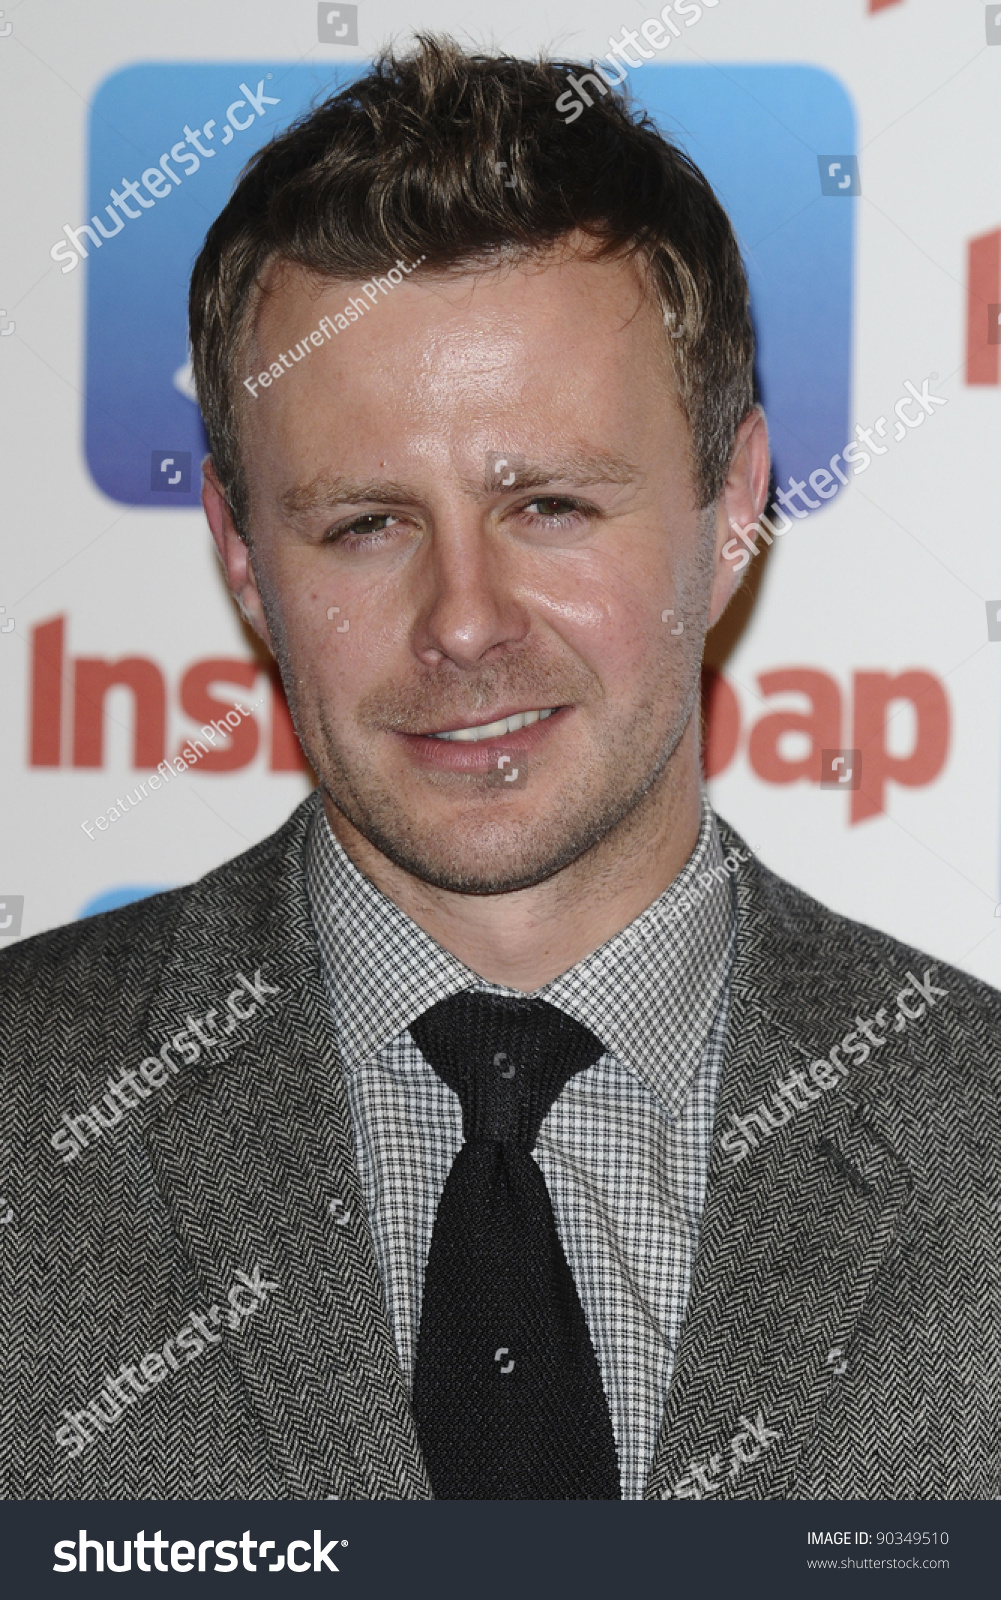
[636,65,855,505]
[77,885,172,920]
[83,62,854,512]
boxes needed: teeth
[430,708,556,742]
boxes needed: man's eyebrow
[279,454,641,518]
[279,475,416,517]
[474,453,641,493]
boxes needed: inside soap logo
[83,63,853,510]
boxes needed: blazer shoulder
[0,795,315,1041]
[717,813,1001,1065]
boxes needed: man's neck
[321,747,703,993]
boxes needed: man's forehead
[244,241,664,351]
[238,244,690,513]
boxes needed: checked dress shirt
[305,790,736,1499]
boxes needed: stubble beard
[262,522,713,896]
[275,640,702,896]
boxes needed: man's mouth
[426,708,558,743]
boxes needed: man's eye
[325,513,405,545]
[521,497,586,525]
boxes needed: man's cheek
[300,621,366,702]
[592,605,664,688]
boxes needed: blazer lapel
[141,796,430,1500]
[645,827,915,1499]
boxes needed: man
[1,37,998,1502]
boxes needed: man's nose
[410,515,531,668]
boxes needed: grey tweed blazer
[1,794,998,1500]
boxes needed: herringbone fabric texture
[410,993,620,1500]
[0,788,999,1499]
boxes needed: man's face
[218,247,744,893]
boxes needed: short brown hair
[189,34,755,537]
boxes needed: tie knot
[410,991,605,1148]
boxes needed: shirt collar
[305,789,734,1120]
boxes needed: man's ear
[201,457,274,651]
[706,407,771,630]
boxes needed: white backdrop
[2,0,999,992]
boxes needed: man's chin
[350,815,591,897]
[323,786,618,897]
[318,724,683,898]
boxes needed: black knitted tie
[409,991,621,1500]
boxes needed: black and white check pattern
[306,795,735,1500]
